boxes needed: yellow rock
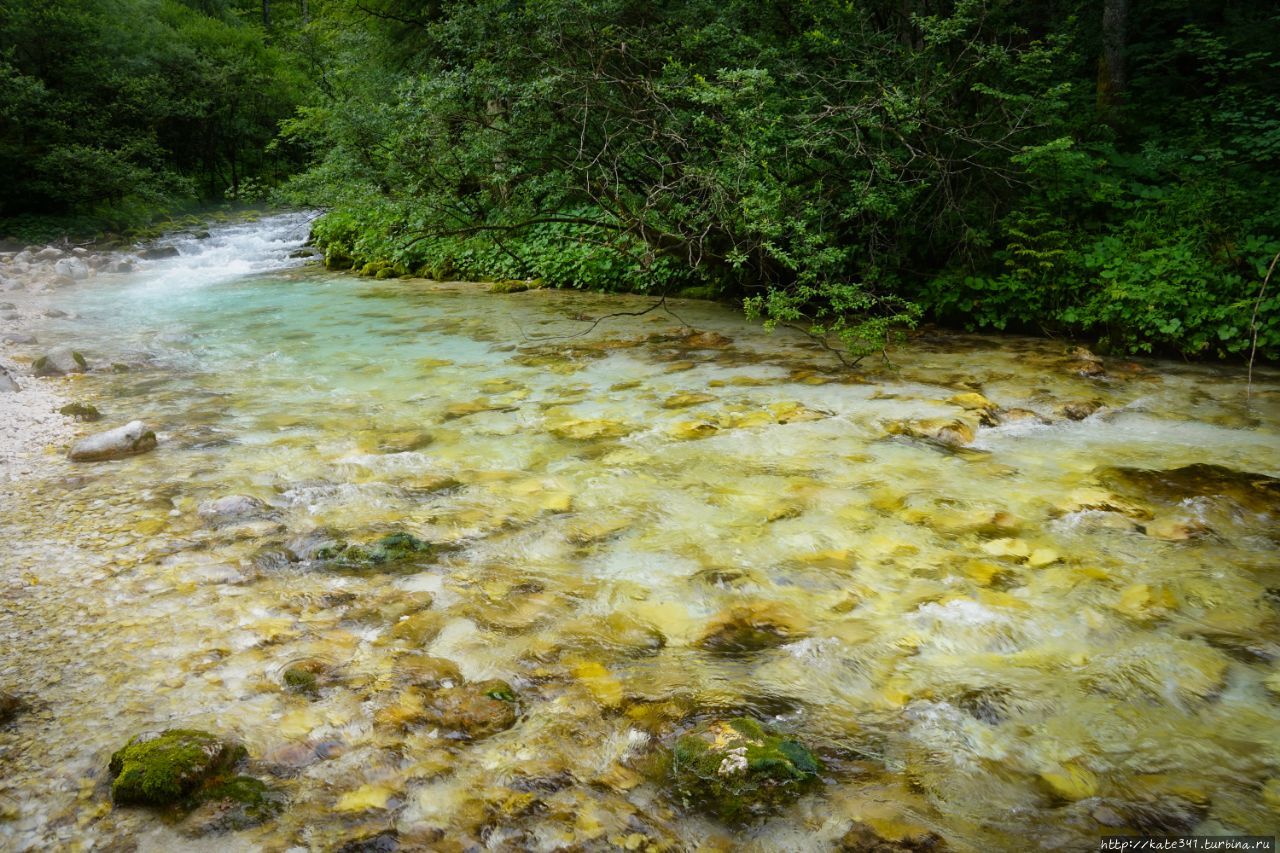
[947,392,996,411]
[336,784,395,812]
[962,560,1004,586]
[1144,516,1212,541]
[539,491,573,513]
[976,589,1030,610]
[1027,547,1059,567]
[981,538,1031,559]
[547,418,632,441]
[669,421,719,440]
[280,707,322,739]
[1262,778,1280,812]
[1040,765,1099,801]
[375,688,428,728]
[662,392,716,409]
[1112,584,1177,621]
[386,611,446,645]
[571,660,624,708]
[1264,670,1280,698]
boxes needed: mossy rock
[108,729,247,806]
[59,402,103,421]
[324,249,354,270]
[334,532,435,572]
[181,776,285,836]
[488,279,531,294]
[672,718,820,823]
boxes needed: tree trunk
[262,0,271,28]
[1098,0,1128,110]
[301,0,308,24]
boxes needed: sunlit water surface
[1,213,1278,851]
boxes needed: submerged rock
[181,776,284,836]
[197,494,270,527]
[108,729,247,806]
[32,348,88,377]
[1099,463,1280,516]
[838,821,947,851]
[381,679,519,739]
[285,527,348,562]
[671,717,820,823]
[698,603,806,653]
[68,420,157,462]
[0,367,18,393]
[139,246,181,260]
[337,531,435,571]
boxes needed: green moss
[488,279,530,294]
[108,729,246,806]
[672,718,820,823]
[282,666,319,695]
[59,402,102,421]
[72,351,87,369]
[32,356,48,373]
[337,532,434,571]
[199,776,283,827]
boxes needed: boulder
[68,420,157,462]
[197,494,270,526]
[180,776,283,837]
[0,367,18,393]
[672,718,820,823]
[2,332,37,344]
[108,729,247,805]
[52,257,89,281]
[33,247,63,262]
[32,348,88,377]
[139,246,181,260]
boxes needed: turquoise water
[1,213,1279,850]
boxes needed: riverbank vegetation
[2,0,1277,359]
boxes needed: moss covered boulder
[108,729,247,806]
[332,531,435,572]
[672,718,820,822]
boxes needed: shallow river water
[1,213,1279,851]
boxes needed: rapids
[1,212,1278,850]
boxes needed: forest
[2,0,1278,359]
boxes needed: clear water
[1,213,1278,850]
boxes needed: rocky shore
[0,242,133,481]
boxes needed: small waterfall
[125,210,318,292]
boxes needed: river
[1,212,1278,851]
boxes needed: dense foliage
[279,0,1278,360]
[3,0,1277,359]
[0,0,310,233]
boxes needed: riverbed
[1,213,1278,851]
